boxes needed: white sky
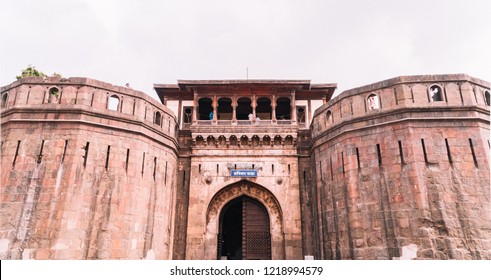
[1,0,490,101]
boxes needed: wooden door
[242,197,271,260]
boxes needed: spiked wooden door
[242,197,271,260]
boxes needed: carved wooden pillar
[192,92,198,124]
[307,99,312,125]
[291,90,297,125]
[252,94,257,120]
[271,95,277,123]
[232,95,237,125]
[213,94,218,124]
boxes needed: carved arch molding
[204,180,285,259]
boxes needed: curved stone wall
[0,77,179,259]
[308,74,490,259]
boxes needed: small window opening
[13,140,21,167]
[155,111,162,126]
[429,85,443,102]
[142,152,145,175]
[367,94,380,110]
[485,90,490,106]
[36,140,45,164]
[398,141,405,165]
[445,139,452,165]
[469,138,478,168]
[108,95,120,111]
[164,161,168,185]
[341,152,345,177]
[61,140,68,163]
[184,107,193,123]
[356,147,360,170]
[296,106,306,123]
[105,145,111,170]
[326,110,333,125]
[421,139,428,164]
[82,142,90,167]
[153,157,157,181]
[1,93,8,108]
[330,157,334,180]
[376,144,382,166]
[125,149,130,172]
[48,87,60,103]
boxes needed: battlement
[312,74,490,139]
[1,77,178,143]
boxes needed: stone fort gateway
[0,74,490,260]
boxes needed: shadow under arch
[204,179,285,260]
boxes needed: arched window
[108,95,120,111]
[429,85,443,102]
[1,93,8,108]
[218,97,233,120]
[276,97,291,120]
[198,97,213,120]
[485,90,490,106]
[296,106,306,123]
[326,110,333,125]
[183,107,193,123]
[236,97,252,120]
[256,97,272,120]
[240,135,249,146]
[155,111,162,126]
[252,135,260,147]
[367,94,380,110]
[229,135,238,146]
[48,87,60,103]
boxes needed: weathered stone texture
[1,77,179,259]
[1,74,489,260]
[309,74,490,259]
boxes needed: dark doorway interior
[236,98,252,120]
[276,97,291,120]
[218,195,271,260]
[198,98,213,120]
[220,198,243,259]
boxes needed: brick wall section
[309,74,490,259]
[0,77,179,259]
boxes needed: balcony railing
[185,119,299,127]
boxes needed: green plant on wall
[50,87,60,96]
[16,65,63,80]
[16,65,47,79]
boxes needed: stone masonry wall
[0,77,179,259]
[309,74,490,259]
[183,130,303,260]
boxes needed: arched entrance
[218,195,271,260]
[204,180,284,260]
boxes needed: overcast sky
[1,0,490,101]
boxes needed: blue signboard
[230,170,258,177]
